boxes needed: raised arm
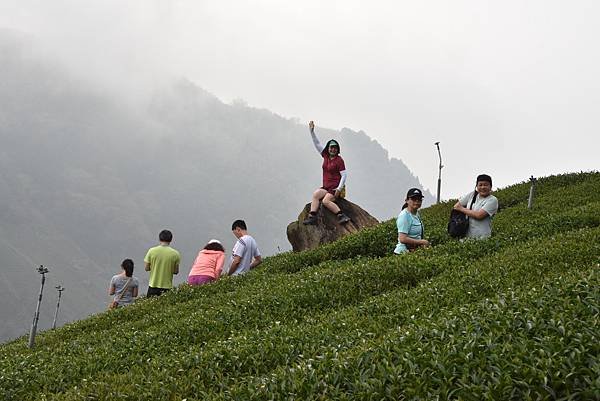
[309,121,325,154]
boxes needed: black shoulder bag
[448,191,477,238]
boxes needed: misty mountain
[0,34,431,342]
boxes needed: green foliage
[1,172,599,400]
[1,50,430,342]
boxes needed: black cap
[406,188,424,199]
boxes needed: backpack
[447,191,477,238]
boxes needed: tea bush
[0,172,598,400]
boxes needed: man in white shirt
[228,219,262,276]
[453,174,499,239]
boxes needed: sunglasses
[409,196,423,201]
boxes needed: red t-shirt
[321,150,346,191]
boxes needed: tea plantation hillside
[1,172,599,400]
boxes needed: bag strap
[115,278,132,302]
[469,191,477,210]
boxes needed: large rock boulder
[287,198,379,252]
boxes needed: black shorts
[147,286,170,297]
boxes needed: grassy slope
[0,172,599,400]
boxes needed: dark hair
[204,242,225,252]
[231,220,247,230]
[401,202,408,210]
[476,174,492,186]
[121,259,134,277]
[325,139,341,153]
[159,229,173,242]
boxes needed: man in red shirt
[303,121,351,225]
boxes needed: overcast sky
[1,0,598,197]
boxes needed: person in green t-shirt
[144,229,181,297]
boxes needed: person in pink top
[187,239,226,286]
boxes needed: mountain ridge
[0,35,430,342]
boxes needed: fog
[1,0,598,193]
[0,34,430,341]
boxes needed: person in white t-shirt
[227,220,262,276]
[453,174,499,239]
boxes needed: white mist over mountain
[0,32,430,342]
[1,1,598,197]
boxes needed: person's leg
[322,193,341,214]
[188,275,215,286]
[323,193,351,223]
[147,287,170,297]
[147,286,162,297]
[310,188,328,212]
[304,189,328,225]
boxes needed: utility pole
[52,285,65,330]
[528,176,537,209]
[435,142,443,203]
[29,265,49,349]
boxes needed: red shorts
[321,187,336,195]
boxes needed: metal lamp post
[435,142,443,203]
[28,265,49,348]
[52,285,65,330]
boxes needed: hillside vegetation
[1,34,428,342]
[1,172,599,400]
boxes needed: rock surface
[287,198,379,252]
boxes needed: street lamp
[435,142,443,203]
[29,265,49,348]
[52,285,65,330]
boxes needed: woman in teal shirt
[394,188,430,254]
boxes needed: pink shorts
[187,275,215,286]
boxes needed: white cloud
[1,0,598,195]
